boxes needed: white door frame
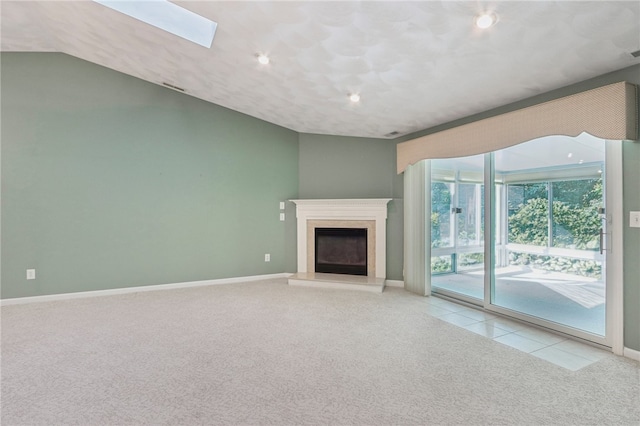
[605,140,624,355]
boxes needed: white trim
[0,273,290,306]
[605,140,624,355]
[623,347,640,362]
[385,280,404,288]
[290,199,391,278]
[484,153,494,306]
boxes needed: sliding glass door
[430,133,614,345]
[492,134,606,337]
[431,154,485,301]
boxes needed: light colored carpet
[1,278,638,425]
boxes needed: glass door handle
[599,228,607,255]
[451,208,462,214]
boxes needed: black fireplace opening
[315,228,367,276]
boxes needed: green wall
[298,134,403,280]
[622,138,640,351]
[1,53,299,298]
[397,64,640,351]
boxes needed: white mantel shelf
[290,199,392,207]
[290,199,392,280]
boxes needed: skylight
[93,0,217,48]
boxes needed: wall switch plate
[279,201,285,210]
[630,211,640,228]
[26,269,36,280]
[279,212,285,221]
[264,253,270,262]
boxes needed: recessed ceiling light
[475,13,497,29]
[93,0,217,48]
[349,93,360,103]
[257,54,270,65]
[567,153,573,158]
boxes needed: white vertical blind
[403,160,430,296]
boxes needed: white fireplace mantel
[290,199,392,278]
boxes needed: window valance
[397,82,638,174]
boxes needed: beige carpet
[1,278,639,425]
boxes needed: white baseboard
[385,280,404,288]
[0,273,290,306]
[623,347,640,362]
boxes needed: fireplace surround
[290,199,391,279]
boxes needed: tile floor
[425,295,612,371]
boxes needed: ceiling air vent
[631,49,640,58]
[385,131,400,137]
[162,82,186,92]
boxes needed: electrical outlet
[630,211,640,228]
[279,201,285,210]
[264,253,270,262]
[26,269,36,280]
[279,213,285,221]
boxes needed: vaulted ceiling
[2,1,639,139]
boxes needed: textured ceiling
[2,1,639,139]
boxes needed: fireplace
[315,228,367,276]
[290,199,391,279]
